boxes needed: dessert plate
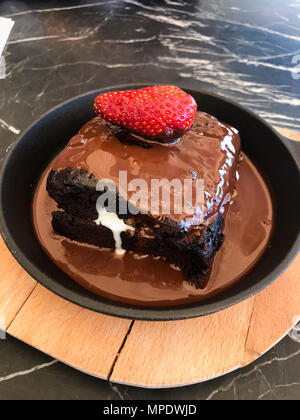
[0,85,299,320]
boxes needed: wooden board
[0,127,299,387]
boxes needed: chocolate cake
[46,108,241,289]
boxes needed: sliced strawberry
[94,85,197,142]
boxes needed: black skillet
[0,85,299,321]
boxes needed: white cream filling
[95,207,135,255]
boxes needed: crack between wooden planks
[107,320,135,381]
[6,283,38,331]
[241,297,258,365]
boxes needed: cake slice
[47,105,241,288]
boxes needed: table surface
[0,0,299,400]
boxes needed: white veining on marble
[3,57,29,80]
[8,35,60,45]
[2,0,298,133]
[131,3,300,41]
[55,74,97,93]
[122,0,158,11]
[164,0,187,6]
[233,57,300,78]
[5,142,16,153]
[259,114,300,129]
[0,118,20,135]
[124,0,189,15]
[157,41,300,79]
[257,51,300,61]
[58,36,90,42]
[0,360,58,383]
[104,36,156,44]
[159,56,211,67]
[206,348,300,400]
[9,31,103,44]
[258,382,300,400]
[218,19,300,43]
[275,12,290,23]
[109,382,126,400]
[29,61,159,72]
[5,1,114,17]
[124,0,198,19]
[136,12,194,28]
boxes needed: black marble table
[0,0,299,400]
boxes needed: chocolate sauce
[110,125,183,146]
[51,112,241,228]
[32,152,273,307]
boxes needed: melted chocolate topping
[31,109,273,306]
[32,153,273,306]
[52,112,241,228]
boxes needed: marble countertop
[0,0,299,400]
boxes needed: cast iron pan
[0,85,299,321]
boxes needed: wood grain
[275,126,300,141]
[8,284,132,379]
[243,255,300,366]
[110,299,255,387]
[0,236,36,328]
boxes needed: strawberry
[94,85,197,141]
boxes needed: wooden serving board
[0,128,299,388]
